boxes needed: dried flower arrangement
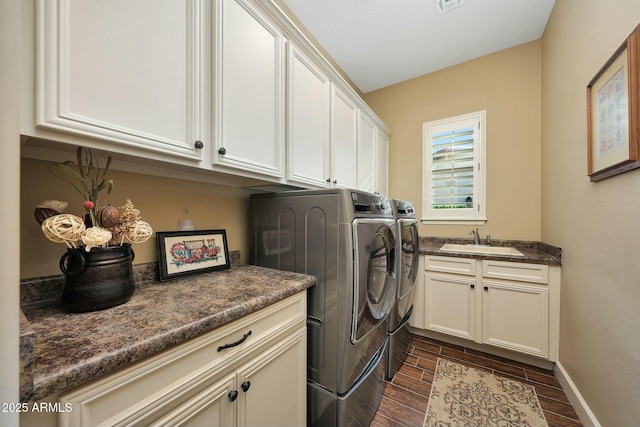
[35,147,153,251]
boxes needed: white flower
[81,227,113,252]
[126,220,153,244]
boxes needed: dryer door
[398,218,419,299]
[351,218,396,343]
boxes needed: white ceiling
[281,0,556,93]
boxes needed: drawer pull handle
[217,330,252,352]
[228,390,238,402]
[241,381,251,392]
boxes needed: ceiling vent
[437,0,464,15]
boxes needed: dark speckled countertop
[19,261,315,403]
[420,237,562,265]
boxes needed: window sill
[421,218,487,226]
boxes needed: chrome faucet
[469,228,480,245]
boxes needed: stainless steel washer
[250,189,396,427]
[386,199,419,380]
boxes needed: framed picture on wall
[156,229,230,281]
[587,24,640,182]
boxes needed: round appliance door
[398,218,419,299]
[351,218,396,343]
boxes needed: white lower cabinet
[147,331,305,427]
[482,280,548,358]
[425,273,477,341]
[236,332,306,427]
[418,256,559,361]
[146,373,236,427]
[51,293,306,427]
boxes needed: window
[422,110,486,224]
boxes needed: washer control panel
[351,191,393,216]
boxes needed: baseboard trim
[553,361,601,427]
[408,327,554,370]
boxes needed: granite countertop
[19,264,316,403]
[419,237,562,265]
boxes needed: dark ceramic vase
[59,244,135,313]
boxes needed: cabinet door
[357,111,376,193]
[147,374,236,427]
[214,0,285,178]
[375,128,389,195]
[482,280,548,358]
[330,86,358,188]
[237,329,306,427]
[409,259,426,329]
[37,0,204,160]
[287,45,331,187]
[425,273,476,341]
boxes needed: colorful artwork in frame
[156,229,230,281]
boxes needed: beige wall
[542,1,640,426]
[21,158,250,279]
[364,41,542,241]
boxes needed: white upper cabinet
[27,0,389,188]
[330,86,358,189]
[375,128,389,196]
[287,44,331,187]
[213,0,285,178]
[357,111,376,193]
[36,0,205,160]
[357,110,390,195]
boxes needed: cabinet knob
[241,381,251,392]
[333,180,337,184]
[218,147,227,155]
[470,284,475,289]
[194,140,204,149]
[484,286,489,291]
[228,390,238,402]
[326,178,331,183]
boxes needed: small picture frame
[587,24,640,182]
[156,229,230,281]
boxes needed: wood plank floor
[371,334,583,427]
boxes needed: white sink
[440,243,524,256]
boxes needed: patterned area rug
[424,358,548,427]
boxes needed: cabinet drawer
[482,260,548,283]
[425,255,476,275]
[58,292,306,427]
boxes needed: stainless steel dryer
[386,199,419,380]
[249,189,397,427]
